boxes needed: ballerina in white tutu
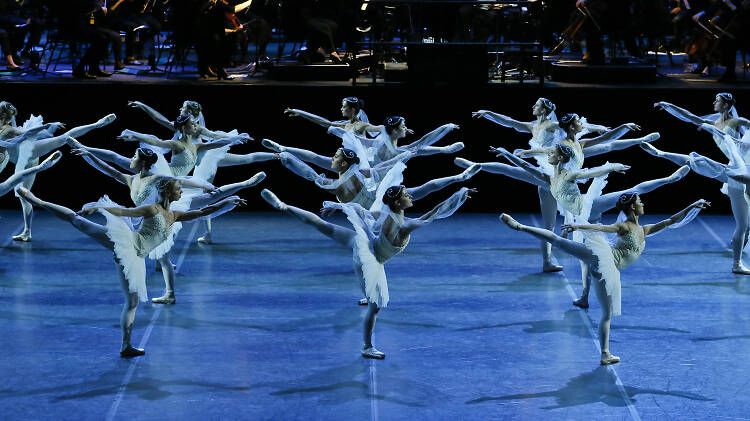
[284,96,383,136]
[128,100,278,244]
[0,101,117,242]
[261,185,474,359]
[17,179,245,358]
[70,146,264,303]
[500,194,709,365]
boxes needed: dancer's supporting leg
[500,213,618,364]
[152,254,177,304]
[406,164,480,200]
[17,188,144,357]
[0,152,61,196]
[262,139,332,170]
[458,157,562,271]
[584,133,660,158]
[356,265,384,359]
[728,186,750,274]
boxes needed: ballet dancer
[17,179,245,357]
[500,194,709,364]
[261,186,474,359]
[284,96,383,136]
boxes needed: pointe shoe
[499,213,522,231]
[152,292,176,304]
[261,139,284,152]
[454,157,475,169]
[732,263,750,275]
[644,133,660,143]
[444,142,465,154]
[120,345,146,358]
[197,233,212,244]
[246,171,267,186]
[361,346,386,359]
[40,151,63,169]
[358,298,369,306]
[12,231,31,242]
[639,143,663,157]
[573,297,589,308]
[600,351,620,365]
[98,113,117,127]
[668,166,690,182]
[261,189,287,210]
[543,261,563,272]
[461,164,482,180]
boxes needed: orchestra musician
[103,0,162,65]
[195,0,254,79]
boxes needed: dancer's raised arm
[578,123,640,148]
[120,130,182,151]
[643,199,710,235]
[81,203,160,218]
[175,197,246,222]
[403,123,459,150]
[473,110,533,133]
[285,108,338,128]
[566,162,629,181]
[195,134,250,152]
[492,146,548,184]
[128,101,173,130]
[654,101,712,126]
[401,187,475,234]
[72,148,131,185]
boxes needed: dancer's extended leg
[414,142,465,156]
[584,133,660,157]
[455,158,545,187]
[261,189,355,246]
[262,139,331,170]
[190,172,266,209]
[500,214,596,265]
[590,166,690,221]
[218,152,278,167]
[406,164,480,200]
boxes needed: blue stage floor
[0,210,748,420]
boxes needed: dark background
[0,82,743,216]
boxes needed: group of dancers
[3,93,748,365]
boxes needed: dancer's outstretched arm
[491,146,548,184]
[72,149,131,185]
[195,134,249,152]
[176,197,246,222]
[568,163,629,181]
[119,130,181,151]
[579,123,640,148]
[563,222,625,234]
[82,203,160,218]
[68,137,133,172]
[284,108,339,128]
[472,110,533,133]
[401,187,475,234]
[0,122,63,146]
[654,101,713,126]
[643,199,710,235]
[403,124,459,150]
[129,101,174,131]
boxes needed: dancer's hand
[78,207,98,215]
[118,130,138,142]
[205,185,220,195]
[406,127,415,135]
[697,123,713,132]
[513,149,528,157]
[238,133,254,142]
[447,123,460,131]
[284,108,299,117]
[127,101,143,109]
[489,146,507,156]
[561,224,577,234]
[320,207,337,216]
[472,110,488,119]
[624,123,641,131]
[653,101,669,110]
[691,199,711,209]
[227,197,247,207]
[611,163,630,173]
[45,122,65,132]
[465,188,478,199]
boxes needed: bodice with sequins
[133,213,171,257]
[169,146,197,176]
[130,175,158,206]
[611,230,645,270]
[550,175,582,216]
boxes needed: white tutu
[581,231,622,316]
